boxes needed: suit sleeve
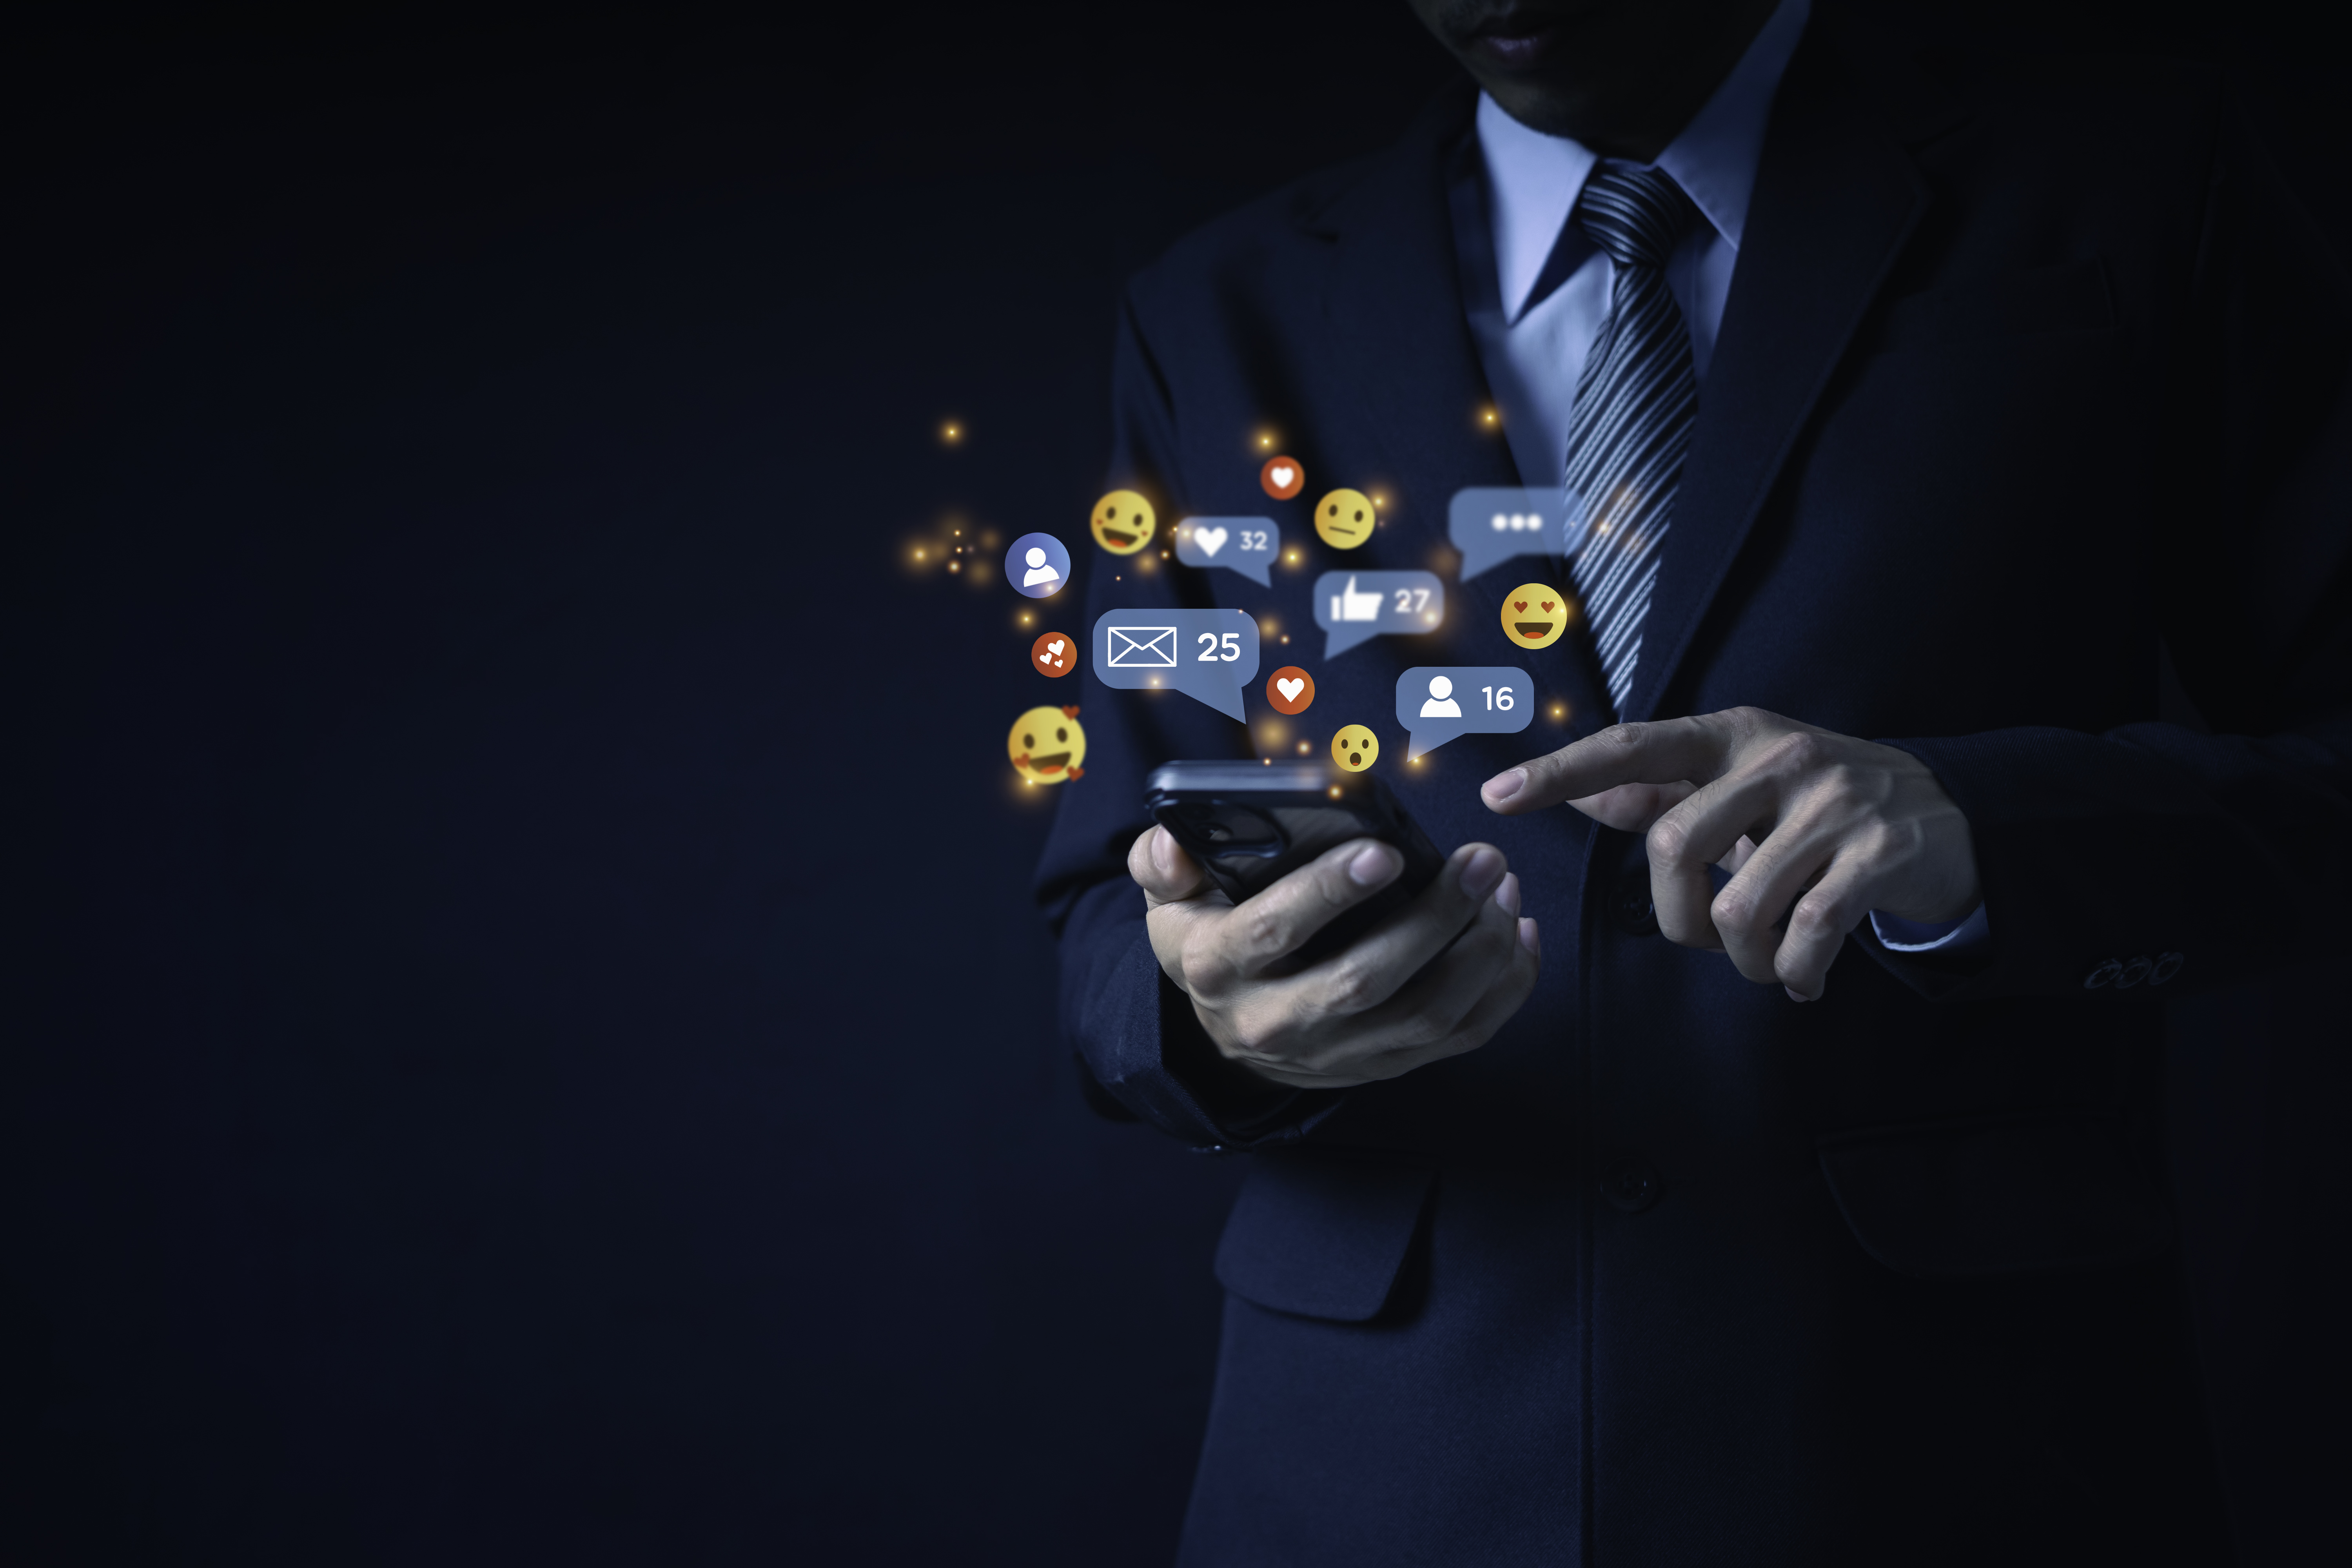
[1875,98,2352,1002]
[1031,288,1345,1147]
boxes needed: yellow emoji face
[1331,724,1379,772]
[1501,582,1570,650]
[1009,705,1087,785]
[1090,490,1156,555]
[1314,488,1376,549]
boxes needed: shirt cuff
[1870,902,1991,954]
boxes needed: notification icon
[1265,666,1315,714]
[1260,455,1305,500]
[1031,631,1075,677]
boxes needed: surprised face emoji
[1501,581,1570,650]
[1331,724,1379,773]
[1089,490,1156,555]
[1009,705,1087,785]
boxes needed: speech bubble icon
[1174,516,1281,587]
[1093,607,1261,722]
[1396,666,1533,759]
[1312,570,1446,658]
[1449,487,1584,582]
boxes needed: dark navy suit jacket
[1036,16,2352,1564]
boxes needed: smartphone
[1145,760,1446,966]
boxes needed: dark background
[2,3,2343,1562]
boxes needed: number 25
[1196,631,1241,662]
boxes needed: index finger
[1481,715,1738,815]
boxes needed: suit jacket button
[2116,955,2153,988]
[1613,873,1659,935]
[2151,952,2184,984]
[2083,958,2121,989]
[1603,1160,1661,1213]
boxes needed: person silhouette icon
[1004,532,1071,599]
[1419,674,1462,718]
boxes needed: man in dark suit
[1036,0,2352,1559]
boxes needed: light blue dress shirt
[1452,0,1989,956]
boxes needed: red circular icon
[1259,454,1305,500]
[1030,630,1076,678]
[1265,665,1316,715]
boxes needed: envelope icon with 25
[1106,626,1178,667]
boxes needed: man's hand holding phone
[1127,825,1541,1091]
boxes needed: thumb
[1128,824,1213,907]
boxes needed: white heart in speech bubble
[1194,526,1228,557]
[1276,677,1305,702]
[1270,465,1294,488]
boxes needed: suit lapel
[1316,85,1615,734]
[1624,24,1932,724]
[1316,84,1521,531]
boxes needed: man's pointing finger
[1481,716,1737,815]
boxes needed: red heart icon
[1514,601,1528,612]
[1541,601,1554,612]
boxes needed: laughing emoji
[1089,490,1156,555]
[1009,705,1087,784]
[1501,582,1570,650]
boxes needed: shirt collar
[1475,0,1811,322]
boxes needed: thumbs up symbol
[1332,575,1383,623]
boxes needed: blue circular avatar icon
[1006,532,1072,599]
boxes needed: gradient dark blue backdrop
[3,4,2343,1563]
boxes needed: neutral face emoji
[1090,490,1156,555]
[1332,724,1379,772]
[1009,705,1087,784]
[1501,581,1570,650]
[1314,488,1376,549]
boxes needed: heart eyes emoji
[1501,581,1570,650]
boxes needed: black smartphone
[1145,760,1446,966]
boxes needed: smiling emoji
[1314,488,1376,549]
[1501,582,1571,650]
[1009,705,1087,785]
[1089,490,1156,555]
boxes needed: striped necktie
[1562,166,1701,717]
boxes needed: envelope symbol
[1107,625,1178,667]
